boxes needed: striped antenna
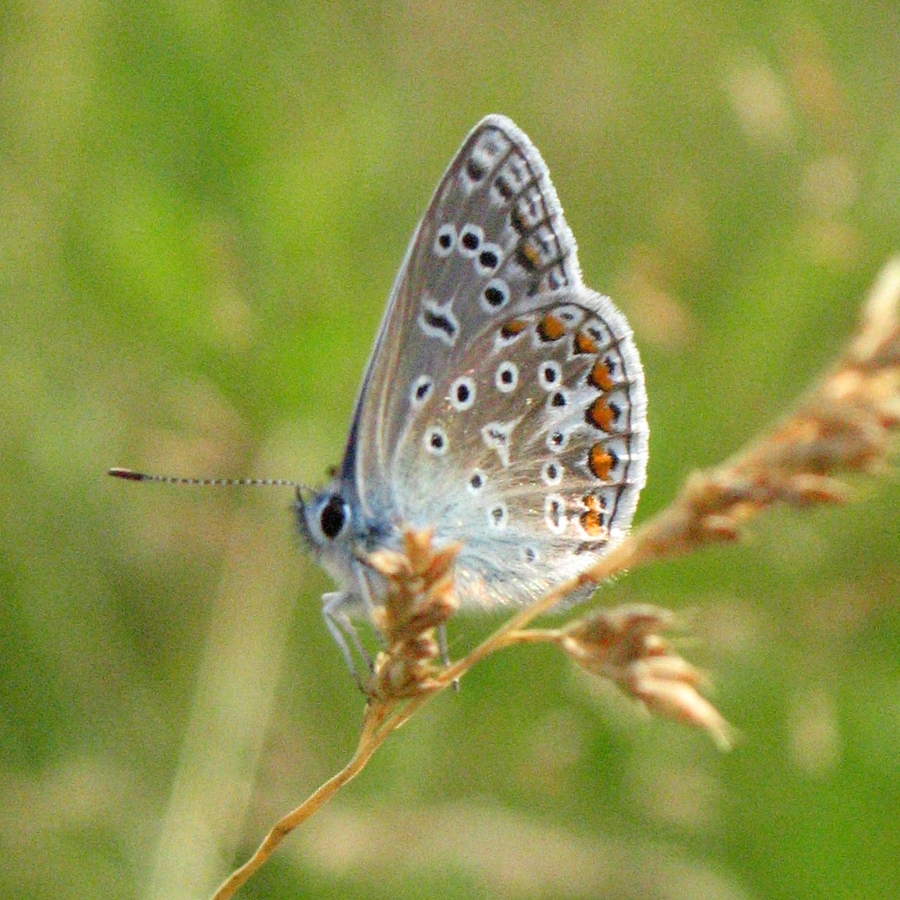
[108,467,301,489]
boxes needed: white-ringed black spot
[410,375,434,408]
[538,361,562,390]
[549,390,567,408]
[458,224,483,257]
[467,469,487,494]
[419,298,460,346]
[476,243,501,274]
[480,278,510,313]
[488,502,509,530]
[434,223,457,258]
[521,545,539,563]
[449,376,476,411]
[544,494,567,534]
[423,425,448,456]
[494,361,518,393]
[423,309,456,340]
[546,429,568,453]
[541,460,563,486]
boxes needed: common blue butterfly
[296,115,648,667]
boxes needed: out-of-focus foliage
[2,4,898,899]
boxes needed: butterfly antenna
[108,467,303,490]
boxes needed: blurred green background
[3,3,900,899]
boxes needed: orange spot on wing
[588,360,614,391]
[574,331,597,355]
[537,314,566,341]
[588,444,613,480]
[580,496,608,538]
[520,242,542,268]
[501,318,528,338]
[586,397,614,431]
[583,493,603,511]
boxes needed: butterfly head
[297,477,384,597]
[296,476,400,626]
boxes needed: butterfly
[296,115,648,668]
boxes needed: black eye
[319,494,348,539]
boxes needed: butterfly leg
[322,591,373,685]
[437,622,451,666]
[437,623,460,691]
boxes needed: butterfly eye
[319,494,350,540]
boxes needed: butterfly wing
[340,115,647,607]
[343,117,578,507]
[389,283,648,609]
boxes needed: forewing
[344,115,584,518]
